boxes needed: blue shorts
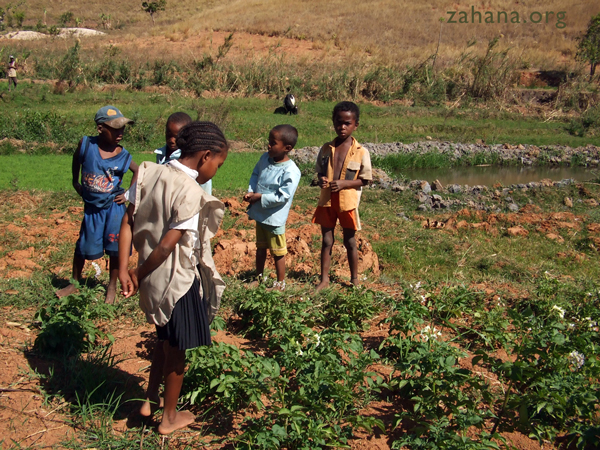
[75,201,126,260]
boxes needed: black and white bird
[284,94,298,115]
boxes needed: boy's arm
[72,139,83,197]
[128,160,139,186]
[315,146,330,188]
[118,204,136,297]
[243,160,261,203]
[330,148,372,192]
[329,179,365,192]
[259,167,301,209]
[115,159,139,205]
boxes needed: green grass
[1,83,598,156]
[0,151,264,191]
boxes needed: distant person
[118,121,228,435]
[155,112,212,195]
[7,56,17,92]
[56,105,139,304]
[243,125,301,290]
[312,101,372,290]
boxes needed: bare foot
[105,284,117,304]
[158,410,195,435]
[350,278,360,288]
[315,280,330,292]
[56,284,78,298]
[140,396,164,417]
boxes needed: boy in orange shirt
[312,101,372,290]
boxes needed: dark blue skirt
[155,276,211,350]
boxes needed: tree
[576,13,600,78]
[142,0,166,25]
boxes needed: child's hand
[244,193,262,204]
[120,268,139,298]
[318,176,330,189]
[330,180,351,192]
[114,193,127,204]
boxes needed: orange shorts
[312,192,359,230]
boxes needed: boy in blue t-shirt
[244,125,301,290]
[57,105,139,303]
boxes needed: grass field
[6,0,599,68]
[0,84,598,191]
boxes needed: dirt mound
[0,208,82,278]
[423,209,583,242]
[211,197,380,281]
[0,196,380,283]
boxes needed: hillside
[4,0,600,68]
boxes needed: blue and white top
[247,153,301,231]
[155,145,212,195]
[80,135,132,209]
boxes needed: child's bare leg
[256,248,267,279]
[316,227,334,291]
[343,228,359,286]
[274,254,285,282]
[56,253,85,297]
[106,255,119,304]
[140,340,166,417]
[158,343,194,434]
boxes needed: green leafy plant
[59,11,74,26]
[33,282,115,355]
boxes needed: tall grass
[9,37,597,107]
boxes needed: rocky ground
[293,141,600,168]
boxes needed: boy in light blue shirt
[244,125,301,289]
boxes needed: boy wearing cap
[57,106,139,303]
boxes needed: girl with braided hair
[118,121,227,434]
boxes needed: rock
[417,192,430,203]
[391,183,405,192]
[584,198,598,207]
[417,204,429,211]
[432,194,442,202]
[564,197,573,208]
[396,212,410,221]
[420,181,431,194]
[432,179,443,191]
[447,184,462,194]
[508,203,519,212]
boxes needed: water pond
[399,165,597,186]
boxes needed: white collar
[168,159,198,180]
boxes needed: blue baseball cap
[94,105,134,128]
